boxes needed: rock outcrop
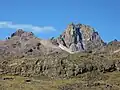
[57,23,105,52]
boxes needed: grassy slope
[1,71,120,90]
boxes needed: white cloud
[0,21,56,33]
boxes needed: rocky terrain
[0,23,120,90]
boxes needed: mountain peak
[11,29,25,37]
[57,23,104,52]
[11,29,34,38]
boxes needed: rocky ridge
[0,29,63,58]
[0,23,105,58]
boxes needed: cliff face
[57,23,105,52]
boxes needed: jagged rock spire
[57,23,104,52]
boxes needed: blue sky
[0,0,120,42]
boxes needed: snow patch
[59,44,74,54]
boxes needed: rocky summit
[1,23,120,90]
[57,23,105,53]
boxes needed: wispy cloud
[0,21,56,33]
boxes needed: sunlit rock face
[57,23,104,52]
